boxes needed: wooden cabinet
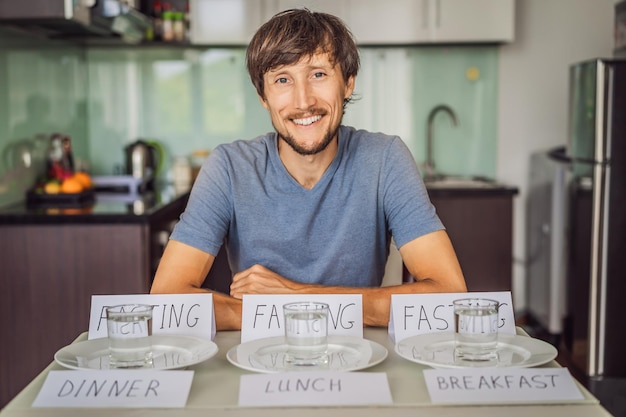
[428,191,516,291]
[0,223,151,407]
[190,0,515,45]
[0,192,187,407]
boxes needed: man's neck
[277,137,338,190]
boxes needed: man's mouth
[292,115,322,126]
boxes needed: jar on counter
[172,155,192,193]
[190,149,210,181]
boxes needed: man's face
[260,52,355,156]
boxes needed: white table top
[0,328,613,417]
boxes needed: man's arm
[229,230,467,327]
[150,240,242,331]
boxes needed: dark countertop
[426,184,519,197]
[0,180,518,225]
[0,183,190,225]
[424,177,519,197]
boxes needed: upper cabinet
[264,0,349,22]
[190,0,264,45]
[190,0,515,45]
[431,0,515,43]
[348,0,514,45]
[348,0,432,44]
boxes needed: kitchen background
[0,0,617,315]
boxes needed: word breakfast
[435,373,563,391]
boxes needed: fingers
[229,264,298,298]
[229,264,268,298]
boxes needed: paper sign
[241,294,363,343]
[389,291,515,343]
[424,368,584,404]
[89,294,215,340]
[238,371,392,407]
[33,370,193,408]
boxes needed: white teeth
[293,115,322,126]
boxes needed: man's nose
[293,82,315,110]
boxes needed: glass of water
[453,298,500,363]
[283,301,329,367]
[106,304,154,369]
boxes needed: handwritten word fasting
[402,303,509,332]
[96,303,201,332]
[252,303,356,330]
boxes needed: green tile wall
[0,29,88,208]
[85,47,272,177]
[410,47,498,178]
[0,36,497,209]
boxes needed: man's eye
[313,72,325,79]
[276,77,288,84]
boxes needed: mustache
[288,109,327,119]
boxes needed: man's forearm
[213,292,243,330]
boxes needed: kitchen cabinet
[0,224,149,407]
[348,0,432,44]
[263,0,349,21]
[190,0,514,45]
[349,0,514,44]
[432,0,515,43]
[190,0,350,45]
[190,0,264,45]
[0,189,188,408]
[426,188,517,291]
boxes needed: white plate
[227,335,388,373]
[54,335,218,370]
[395,333,558,369]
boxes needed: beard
[274,112,342,156]
[278,127,337,156]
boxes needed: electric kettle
[124,139,163,188]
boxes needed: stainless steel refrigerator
[561,58,626,415]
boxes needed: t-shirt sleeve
[169,146,232,256]
[382,137,444,248]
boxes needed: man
[150,9,467,330]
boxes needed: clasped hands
[229,264,315,299]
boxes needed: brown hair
[246,8,360,100]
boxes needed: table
[0,328,613,417]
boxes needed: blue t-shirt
[170,125,443,287]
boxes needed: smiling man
[150,9,467,330]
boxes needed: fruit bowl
[27,172,95,208]
[26,188,95,208]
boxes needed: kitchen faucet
[423,104,459,180]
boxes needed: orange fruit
[60,177,84,193]
[72,172,92,189]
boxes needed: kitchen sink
[423,175,500,189]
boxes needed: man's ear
[258,95,269,110]
[345,75,356,99]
